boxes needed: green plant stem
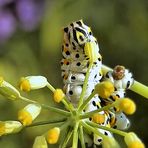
[86,121,127,137]
[46,82,55,92]
[62,97,74,112]
[78,63,93,109]
[26,118,66,128]
[102,64,148,99]
[80,121,106,139]
[19,96,71,116]
[80,100,119,119]
[47,82,75,111]
[60,127,73,148]
[131,81,148,99]
[60,120,71,131]
[78,91,96,112]
[79,125,86,148]
[72,122,79,148]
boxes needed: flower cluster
[0,20,147,148]
[0,67,147,147]
[0,0,45,43]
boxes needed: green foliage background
[0,0,148,147]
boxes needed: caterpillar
[61,20,134,146]
[61,20,102,106]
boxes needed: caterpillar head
[63,20,97,49]
[105,66,134,90]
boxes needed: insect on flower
[0,20,147,148]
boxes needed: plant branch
[78,63,93,109]
[19,96,71,116]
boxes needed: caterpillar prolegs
[61,20,134,146]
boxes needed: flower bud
[53,89,65,103]
[95,81,114,98]
[19,76,48,92]
[92,113,105,124]
[118,98,136,115]
[0,121,22,136]
[33,135,48,148]
[124,132,145,148]
[18,104,41,126]
[102,137,120,148]
[0,77,20,100]
[47,127,60,144]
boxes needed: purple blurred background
[0,0,45,43]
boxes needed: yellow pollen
[18,110,32,126]
[128,141,145,148]
[0,123,5,136]
[53,89,65,103]
[19,78,31,92]
[119,98,136,115]
[92,113,105,124]
[47,127,60,144]
[95,81,114,98]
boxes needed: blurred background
[0,0,148,147]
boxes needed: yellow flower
[19,76,48,92]
[18,104,41,126]
[33,135,48,148]
[118,98,136,115]
[128,141,145,148]
[47,127,60,144]
[95,81,114,98]
[124,132,145,148]
[92,113,105,124]
[53,89,65,103]
[0,121,22,136]
[0,77,20,100]
[102,137,120,148]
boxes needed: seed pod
[0,121,23,136]
[19,76,48,91]
[18,104,41,126]
[0,77,20,100]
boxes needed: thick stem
[131,81,148,99]
[60,127,73,148]
[78,63,93,108]
[19,96,71,116]
[72,122,79,148]
[86,121,127,137]
[79,125,86,148]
